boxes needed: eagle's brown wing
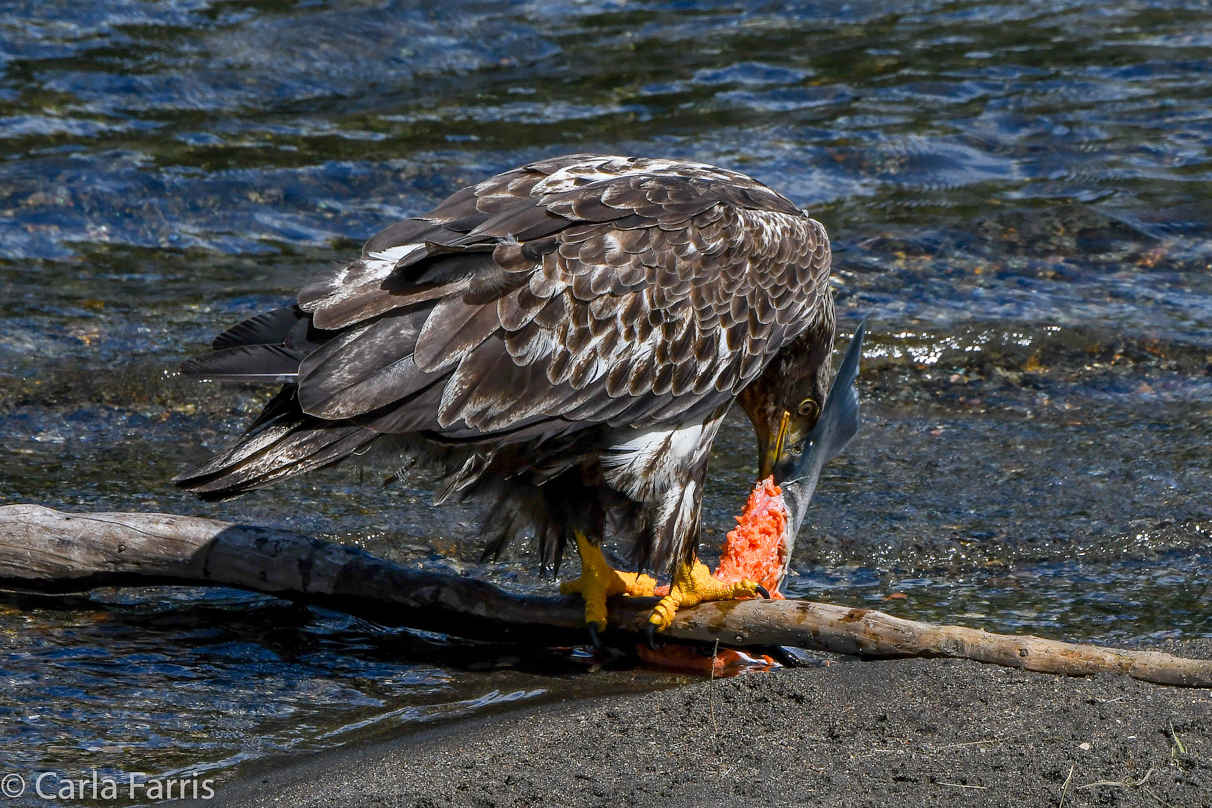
[289,154,831,441]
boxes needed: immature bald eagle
[176,154,835,640]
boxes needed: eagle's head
[738,321,836,486]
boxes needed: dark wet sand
[204,639,1210,808]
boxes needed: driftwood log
[1,504,1209,687]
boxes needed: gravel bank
[203,639,1211,808]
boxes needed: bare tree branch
[1,504,1208,687]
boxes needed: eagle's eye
[797,398,818,419]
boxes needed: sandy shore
[204,639,1210,807]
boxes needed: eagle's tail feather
[210,305,307,351]
[181,304,332,383]
[173,387,377,500]
[179,344,303,383]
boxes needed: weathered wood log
[1,504,1208,687]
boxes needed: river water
[1,0,1209,800]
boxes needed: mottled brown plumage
[176,154,835,579]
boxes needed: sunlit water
[1,0,1210,801]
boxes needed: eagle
[174,154,835,644]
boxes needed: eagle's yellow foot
[560,532,656,639]
[646,557,768,644]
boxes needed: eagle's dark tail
[173,306,377,500]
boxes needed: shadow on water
[0,0,1210,800]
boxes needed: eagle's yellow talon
[647,558,761,632]
[563,532,656,630]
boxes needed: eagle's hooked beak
[759,410,794,482]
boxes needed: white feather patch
[601,419,709,501]
[313,243,424,313]
[673,479,698,542]
[366,243,425,265]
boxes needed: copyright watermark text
[1,770,215,801]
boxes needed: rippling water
[1,0,1210,801]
